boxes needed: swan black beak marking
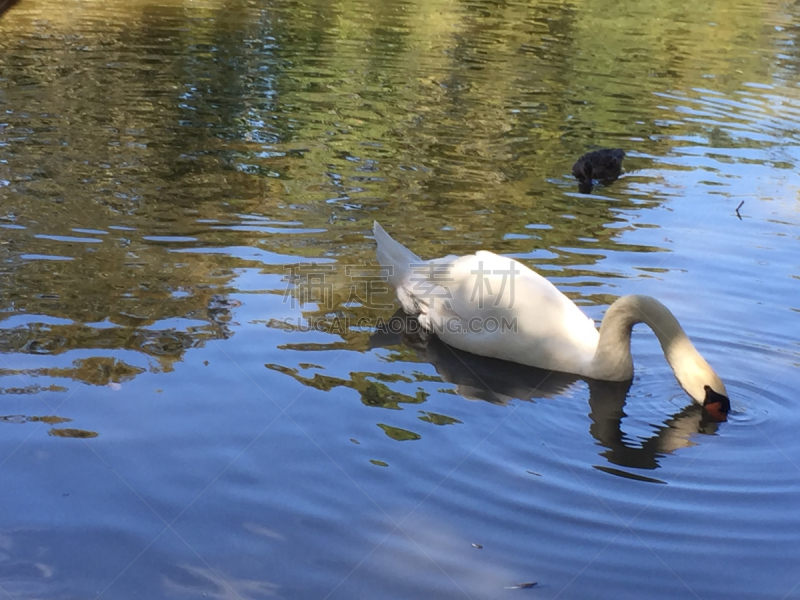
[703,385,731,422]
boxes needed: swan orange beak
[702,385,730,422]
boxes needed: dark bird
[572,148,626,193]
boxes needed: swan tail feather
[373,221,421,288]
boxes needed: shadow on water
[370,311,721,476]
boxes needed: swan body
[373,221,730,415]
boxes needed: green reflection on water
[418,410,463,426]
[266,363,430,409]
[0,0,795,393]
[377,423,422,442]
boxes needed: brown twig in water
[505,582,538,589]
[735,200,745,220]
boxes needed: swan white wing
[393,254,460,316]
[374,222,600,375]
[418,251,599,374]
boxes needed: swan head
[702,384,731,422]
[675,359,729,421]
[595,294,730,419]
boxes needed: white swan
[373,221,730,418]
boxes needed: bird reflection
[370,311,721,473]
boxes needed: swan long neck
[589,295,707,389]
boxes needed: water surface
[1,0,799,598]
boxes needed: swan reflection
[371,311,721,475]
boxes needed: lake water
[1,0,799,598]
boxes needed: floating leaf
[48,428,99,439]
[30,415,73,424]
